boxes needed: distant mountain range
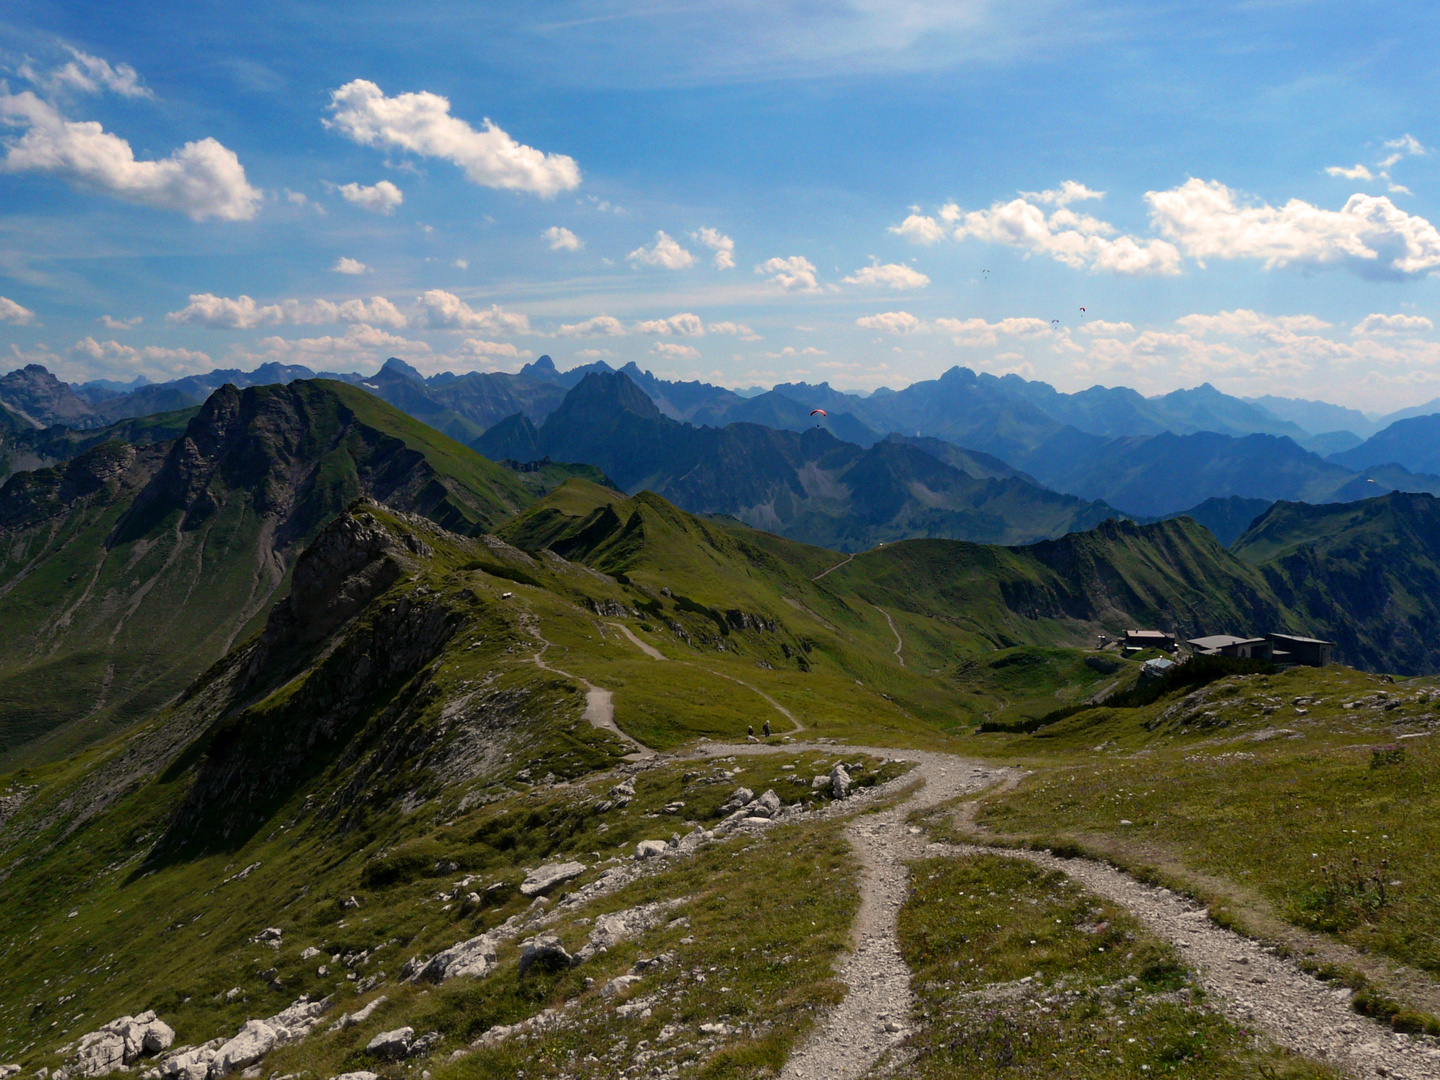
[9,355,1440,550]
[478,371,1121,550]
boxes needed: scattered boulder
[755,789,782,817]
[519,861,586,897]
[340,896,361,910]
[330,1073,379,1080]
[0,1067,17,1080]
[634,840,669,860]
[155,1046,216,1080]
[574,899,689,963]
[300,946,320,960]
[364,1027,413,1060]
[517,934,573,976]
[719,787,754,814]
[211,1021,277,1077]
[404,932,500,982]
[830,763,851,799]
[408,1032,442,1058]
[255,928,282,943]
[811,774,831,792]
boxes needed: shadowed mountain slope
[0,379,555,766]
[1232,492,1440,674]
[1331,414,1440,475]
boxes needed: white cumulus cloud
[1017,181,1105,206]
[418,290,529,333]
[755,255,820,292]
[24,48,152,99]
[1146,179,1440,279]
[167,293,408,330]
[628,231,694,269]
[1078,319,1134,335]
[326,79,580,197]
[1353,312,1436,336]
[98,314,142,329]
[843,260,930,289]
[692,227,735,269]
[557,314,627,337]
[70,338,211,379]
[332,257,369,275]
[1325,164,1374,181]
[651,341,699,360]
[633,312,704,336]
[1176,309,1333,338]
[460,339,528,358]
[543,225,583,251]
[951,192,1182,276]
[706,321,759,340]
[856,311,925,334]
[0,296,37,324]
[933,316,1054,346]
[889,212,947,245]
[0,90,260,221]
[338,180,403,214]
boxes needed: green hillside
[0,380,558,767]
[1233,492,1440,673]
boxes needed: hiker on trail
[763,719,771,737]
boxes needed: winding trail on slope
[607,620,804,734]
[874,605,904,667]
[525,619,654,760]
[811,553,855,581]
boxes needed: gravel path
[704,741,1440,1080]
[703,742,1010,1080]
[936,841,1440,1079]
[525,621,654,759]
[607,621,666,660]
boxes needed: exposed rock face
[58,1011,175,1078]
[404,933,501,983]
[153,508,462,857]
[211,1021,276,1077]
[519,861,586,897]
[364,1028,413,1060]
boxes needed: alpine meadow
[6,4,1440,1080]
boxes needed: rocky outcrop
[56,1012,174,1079]
[519,861,586,897]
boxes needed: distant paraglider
[1050,319,1061,329]
[810,408,827,428]
[1079,307,1086,318]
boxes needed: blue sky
[3,1,1440,411]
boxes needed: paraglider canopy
[810,408,827,416]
